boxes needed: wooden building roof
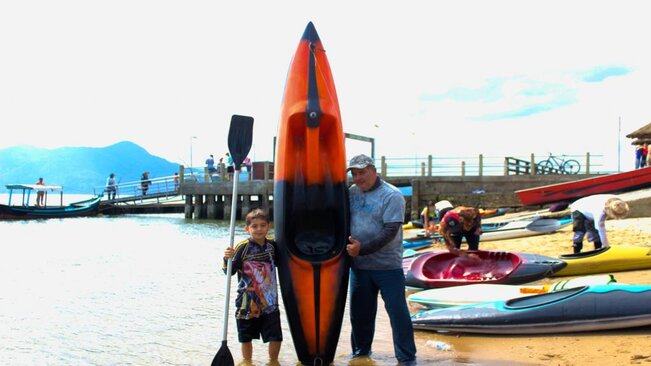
[626,122,651,145]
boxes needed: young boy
[223,209,282,364]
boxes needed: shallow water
[2,214,650,365]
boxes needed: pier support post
[242,195,251,217]
[411,179,420,221]
[184,195,193,219]
[224,194,232,221]
[206,195,217,219]
[193,195,203,219]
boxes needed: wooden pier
[93,154,609,221]
[176,162,599,221]
[179,163,274,220]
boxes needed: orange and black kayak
[274,22,350,365]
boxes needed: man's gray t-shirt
[349,179,405,270]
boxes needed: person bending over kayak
[569,194,629,253]
[435,200,482,257]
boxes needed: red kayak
[405,250,566,288]
[274,22,349,365]
[516,167,651,205]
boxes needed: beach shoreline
[405,216,651,366]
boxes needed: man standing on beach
[345,154,417,366]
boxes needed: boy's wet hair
[245,208,269,225]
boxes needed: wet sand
[397,216,651,366]
[247,216,651,365]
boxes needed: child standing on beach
[223,209,282,365]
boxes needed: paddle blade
[211,340,234,366]
[228,115,254,168]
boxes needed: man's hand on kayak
[346,236,361,257]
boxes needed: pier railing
[93,174,183,203]
[176,152,607,182]
[375,152,606,177]
[93,152,606,202]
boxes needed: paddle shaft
[219,114,253,345]
[221,168,240,341]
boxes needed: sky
[1,0,650,172]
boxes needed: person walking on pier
[140,172,151,196]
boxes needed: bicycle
[537,153,581,174]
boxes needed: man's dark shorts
[236,311,283,343]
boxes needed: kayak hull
[274,22,349,365]
[412,284,651,334]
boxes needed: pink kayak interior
[420,251,521,281]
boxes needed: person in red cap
[435,200,482,256]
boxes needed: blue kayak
[411,284,651,334]
[403,238,433,250]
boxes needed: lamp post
[190,136,197,172]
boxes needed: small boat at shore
[0,184,102,220]
[552,245,651,277]
[411,284,651,334]
[407,274,616,309]
[515,167,651,206]
[405,250,566,289]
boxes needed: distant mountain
[0,141,180,193]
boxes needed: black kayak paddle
[212,114,254,366]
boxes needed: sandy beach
[403,216,651,366]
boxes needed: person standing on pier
[345,154,417,366]
[244,156,252,180]
[173,172,180,192]
[643,143,649,168]
[225,152,234,181]
[106,173,117,200]
[205,154,216,174]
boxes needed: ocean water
[1,214,447,366]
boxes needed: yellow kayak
[553,245,651,277]
[403,221,418,230]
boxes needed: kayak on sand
[407,274,616,309]
[412,283,651,334]
[404,250,566,289]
